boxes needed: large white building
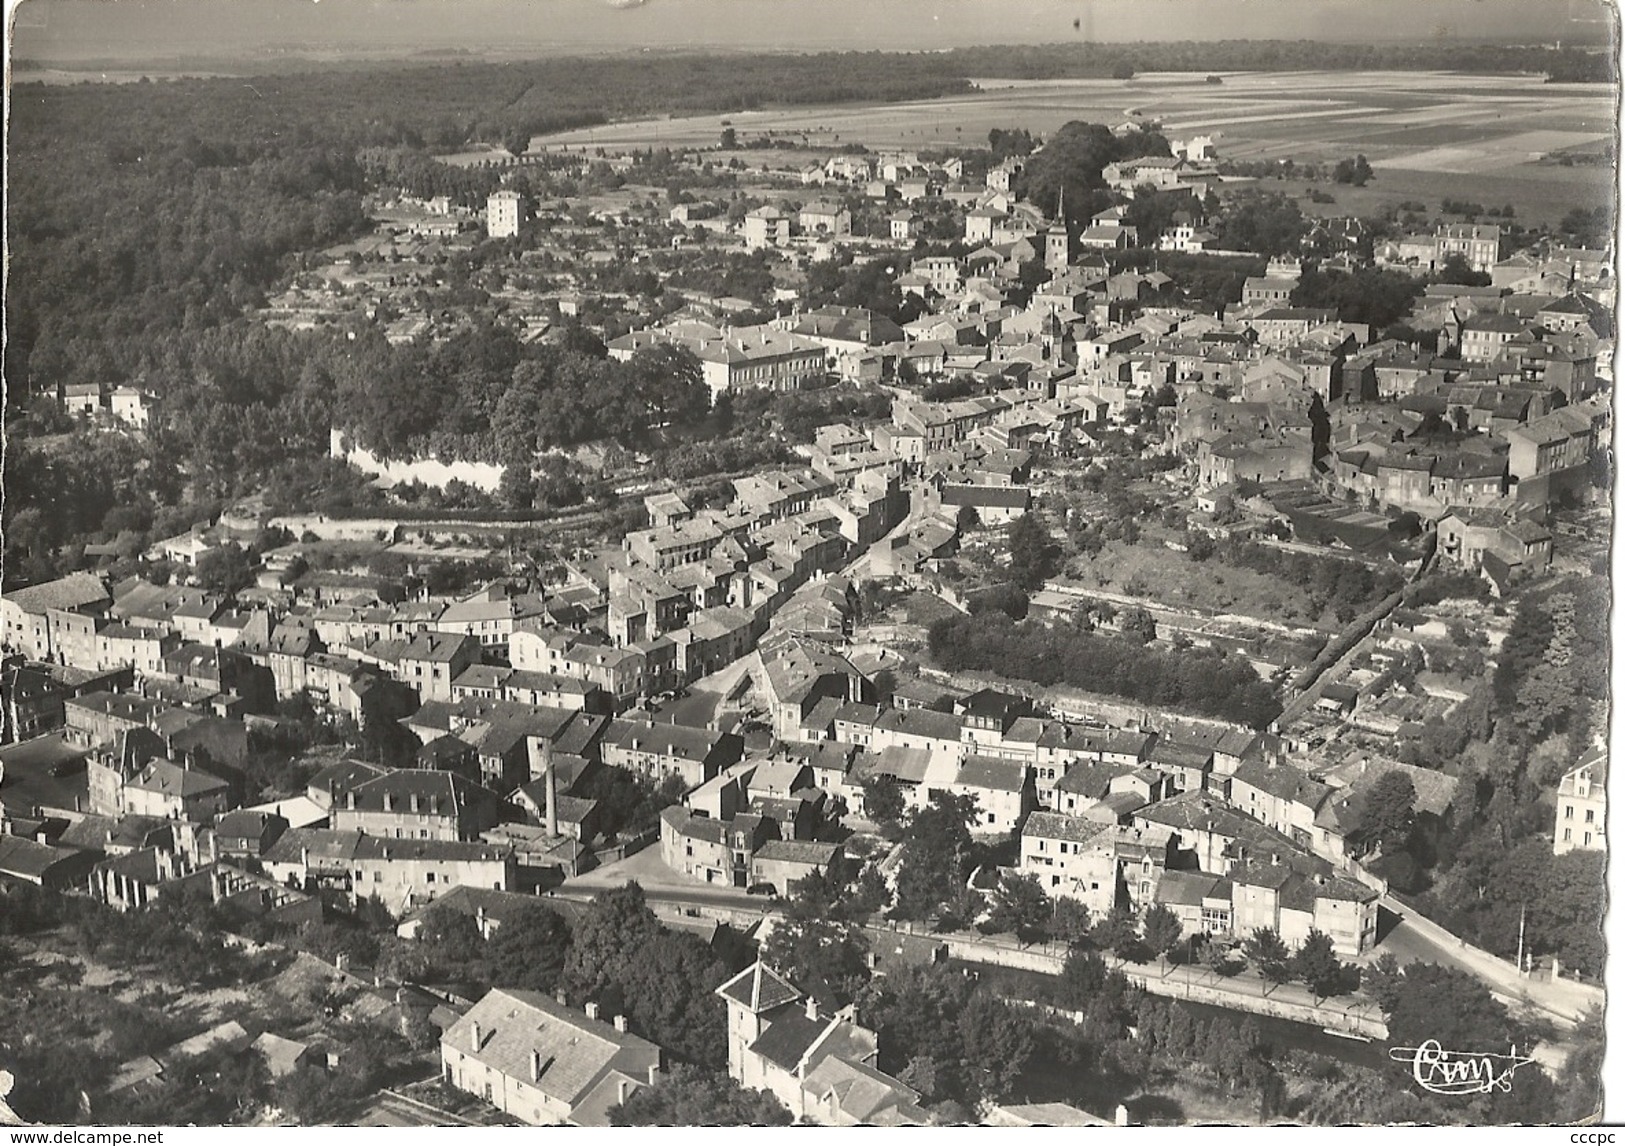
[1555,750,1606,856]
[440,989,661,1126]
[487,190,524,239]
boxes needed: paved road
[655,687,727,730]
[557,842,767,911]
[842,482,932,581]
[355,1091,479,1127]
[1375,898,1601,1026]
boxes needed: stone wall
[941,935,1388,1040]
[331,428,506,493]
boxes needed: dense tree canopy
[558,882,742,1068]
[609,1065,792,1126]
[1016,121,1171,226]
[1290,266,1427,331]
[891,792,980,924]
[1215,190,1309,257]
[761,869,874,1010]
[928,612,1282,728]
[860,964,1033,1108]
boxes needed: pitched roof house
[440,989,662,1126]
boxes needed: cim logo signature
[1388,1040,1538,1095]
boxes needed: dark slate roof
[748,1011,826,1071]
[0,834,80,878]
[1231,760,1332,809]
[715,961,801,1015]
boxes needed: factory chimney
[542,737,559,838]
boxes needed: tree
[1184,529,1216,562]
[850,863,893,918]
[956,990,1035,1103]
[1362,951,1403,1013]
[864,964,1032,1107]
[891,792,978,922]
[718,127,738,150]
[562,882,661,1002]
[1141,904,1183,976]
[1201,939,1233,981]
[955,504,981,532]
[860,774,906,833]
[482,903,572,993]
[414,903,486,977]
[1241,927,1290,992]
[1354,771,1416,855]
[1118,606,1158,645]
[1216,191,1308,257]
[982,873,1052,946]
[610,1063,789,1125]
[761,874,871,1010]
[896,1054,942,1102]
[1290,929,1344,1001]
[1051,898,1092,947]
[1332,154,1373,186]
[1123,184,1180,245]
[1094,907,1141,965]
[968,581,1028,621]
[1012,120,1120,222]
[1008,512,1060,590]
[1559,1005,1605,1124]
[196,540,256,596]
[496,464,535,510]
[987,127,1035,159]
[1385,963,1524,1067]
[1436,253,1491,287]
[1054,948,1111,1010]
[611,930,733,1068]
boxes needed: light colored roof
[1024,811,1109,845]
[440,989,659,1108]
[127,758,229,799]
[954,754,1027,793]
[7,572,109,616]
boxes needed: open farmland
[1259,166,1612,227]
[525,69,1615,226]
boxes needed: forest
[937,40,1615,83]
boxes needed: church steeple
[1045,187,1070,274]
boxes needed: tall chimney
[585,1001,600,1022]
[471,1021,483,1052]
[530,1049,543,1081]
[544,739,559,839]
[613,1014,628,1033]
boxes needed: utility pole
[1515,903,1526,976]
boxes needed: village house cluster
[7,107,1612,1128]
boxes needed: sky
[8,0,1616,63]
